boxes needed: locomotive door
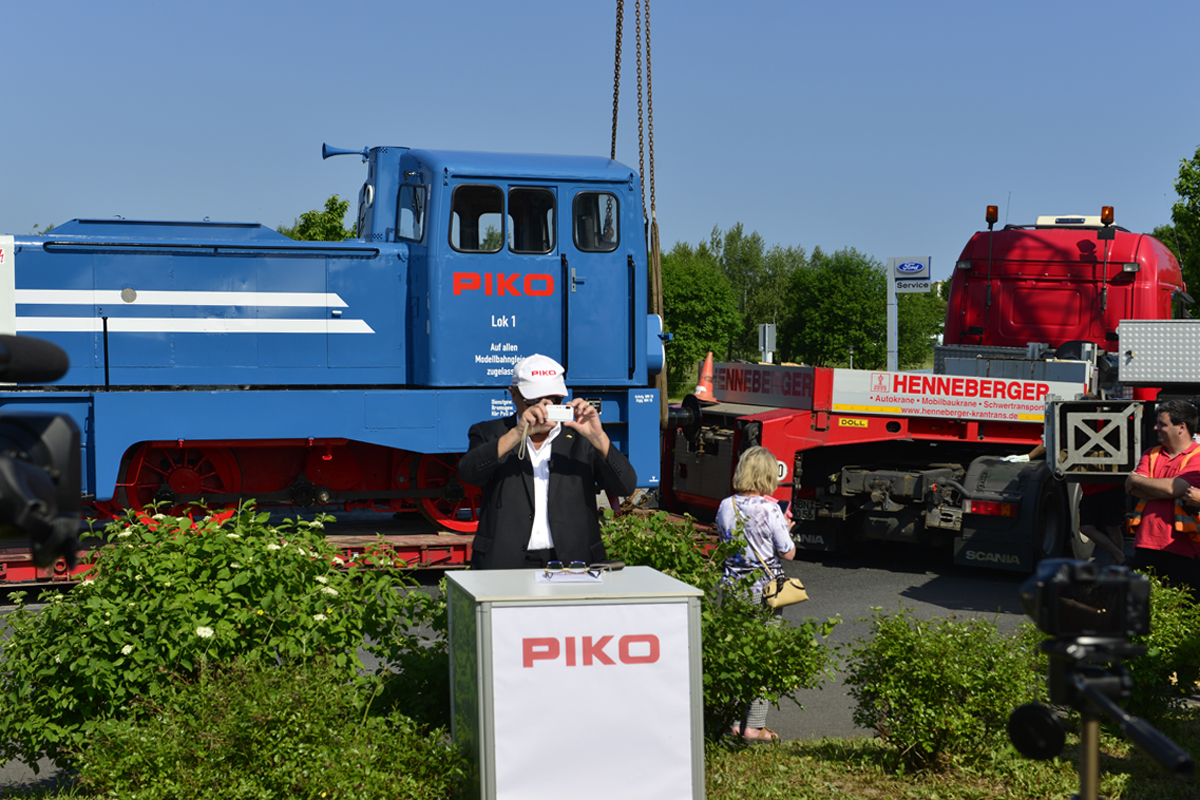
[438,182,564,387]
[560,187,633,382]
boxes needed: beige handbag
[747,539,809,608]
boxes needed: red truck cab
[944,213,1185,351]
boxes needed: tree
[705,225,806,361]
[661,241,742,396]
[783,247,888,368]
[1168,145,1200,293]
[278,195,354,241]
[896,288,946,369]
[759,243,807,335]
[481,224,503,251]
[1152,223,1184,264]
[710,224,765,360]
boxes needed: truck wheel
[1032,472,1067,562]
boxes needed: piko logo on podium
[522,634,660,667]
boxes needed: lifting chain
[644,0,655,218]
[611,0,666,427]
[636,0,645,215]
[610,0,624,161]
[611,0,654,222]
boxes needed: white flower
[331,556,345,566]
[313,614,327,622]
[309,521,324,530]
[121,644,134,655]
[314,575,328,584]
[320,587,338,597]
[195,626,215,639]
[152,514,166,520]
[117,531,133,539]
[266,543,281,551]
[53,654,61,664]
[230,562,241,569]
[226,533,241,539]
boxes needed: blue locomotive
[0,145,663,531]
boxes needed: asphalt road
[767,541,1032,742]
[0,533,1049,793]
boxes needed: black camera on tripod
[1009,559,1193,800]
[1020,558,1150,641]
[0,335,81,569]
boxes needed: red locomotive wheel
[121,444,243,515]
[411,454,480,533]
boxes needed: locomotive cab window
[397,184,426,242]
[450,184,503,252]
[573,192,619,252]
[507,187,555,254]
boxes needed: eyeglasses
[544,560,589,576]
[543,560,612,579]
[523,395,566,406]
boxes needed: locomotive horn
[322,144,370,161]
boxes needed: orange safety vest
[1127,446,1200,541]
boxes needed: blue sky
[4,0,1197,281]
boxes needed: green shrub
[0,506,445,770]
[74,658,465,800]
[1015,572,1200,727]
[601,508,726,585]
[841,608,1045,770]
[1125,573,1200,723]
[601,510,838,741]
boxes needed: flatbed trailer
[665,359,1089,572]
[0,531,476,588]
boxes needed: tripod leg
[1077,712,1101,800]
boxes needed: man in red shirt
[1125,399,1200,596]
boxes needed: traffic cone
[694,351,716,403]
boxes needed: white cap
[511,354,567,400]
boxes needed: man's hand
[518,398,558,438]
[495,398,559,458]
[563,398,610,458]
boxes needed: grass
[705,713,1200,800]
[10,717,1196,799]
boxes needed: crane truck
[663,207,1186,572]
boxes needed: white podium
[447,566,705,800]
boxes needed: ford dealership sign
[889,256,931,293]
[892,257,930,279]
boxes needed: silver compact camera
[545,404,575,423]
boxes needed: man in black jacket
[458,354,637,570]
